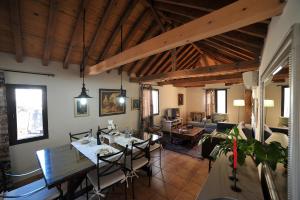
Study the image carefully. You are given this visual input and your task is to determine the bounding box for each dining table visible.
[35,131,161,200]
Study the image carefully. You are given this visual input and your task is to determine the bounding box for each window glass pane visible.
[15,88,44,140]
[152,90,159,114]
[284,87,290,117]
[217,90,226,113]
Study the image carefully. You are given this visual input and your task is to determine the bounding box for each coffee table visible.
[170,126,205,145]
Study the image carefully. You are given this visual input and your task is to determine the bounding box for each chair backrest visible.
[69,129,92,142]
[130,137,151,169]
[96,146,127,191]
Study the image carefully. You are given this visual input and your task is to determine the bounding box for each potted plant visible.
[199,126,288,170]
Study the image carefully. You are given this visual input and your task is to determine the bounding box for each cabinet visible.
[161,118,182,132]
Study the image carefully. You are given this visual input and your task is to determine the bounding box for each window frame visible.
[6,84,49,145]
[215,89,227,114]
[281,85,290,117]
[151,89,159,116]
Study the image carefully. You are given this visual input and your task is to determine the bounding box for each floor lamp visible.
[264,99,274,124]
[233,99,245,123]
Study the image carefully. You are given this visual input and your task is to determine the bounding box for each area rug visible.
[161,133,203,159]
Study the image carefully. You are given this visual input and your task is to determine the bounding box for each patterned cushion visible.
[212,113,228,123]
[190,112,205,122]
[278,116,288,127]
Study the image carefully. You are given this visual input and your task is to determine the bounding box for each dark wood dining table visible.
[36,132,162,200]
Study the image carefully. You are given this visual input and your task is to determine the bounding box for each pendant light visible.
[75,8,92,105]
[117,25,128,104]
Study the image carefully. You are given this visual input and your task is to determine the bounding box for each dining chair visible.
[69,129,93,143]
[69,129,92,199]
[148,126,164,168]
[0,163,61,200]
[87,146,128,200]
[126,138,151,199]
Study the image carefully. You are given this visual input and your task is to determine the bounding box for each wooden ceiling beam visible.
[221,32,263,48]
[173,77,243,87]
[9,0,23,62]
[63,0,91,69]
[130,60,259,83]
[159,73,242,85]
[42,0,58,66]
[97,0,139,62]
[84,0,115,66]
[87,0,284,75]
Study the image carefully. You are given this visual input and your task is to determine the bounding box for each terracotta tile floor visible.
[77,149,209,200]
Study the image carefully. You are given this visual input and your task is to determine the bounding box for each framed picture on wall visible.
[74,99,89,117]
[131,98,140,110]
[178,93,184,106]
[99,89,126,116]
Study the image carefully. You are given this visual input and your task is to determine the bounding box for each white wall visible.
[153,85,187,124]
[184,84,246,123]
[0,53,139,174]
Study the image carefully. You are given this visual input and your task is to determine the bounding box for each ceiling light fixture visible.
[117,25,128,104]
[75,8,92,105]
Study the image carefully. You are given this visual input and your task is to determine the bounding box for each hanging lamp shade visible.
[75,83,92,99]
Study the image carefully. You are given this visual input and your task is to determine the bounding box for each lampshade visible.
[233,99,245,107]
[264,99,274,107]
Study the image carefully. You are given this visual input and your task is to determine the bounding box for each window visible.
[152,89,159,115]
[281,86,290,117]
[215,89,227,113]
[6,84,48,145]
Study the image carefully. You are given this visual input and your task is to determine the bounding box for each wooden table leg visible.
[65,174,86,200]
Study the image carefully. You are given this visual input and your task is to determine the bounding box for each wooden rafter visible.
[176,48,197,70]
[9,0,23,62]
[87,0,284,75]
[159,73,242,85]
[130,60,259,83]
[83,0,115,66]
[97,0,138,62]
[212,36,258,55]
[156,2,267,39]
[199,41,244,61]
[141,53,165,76]
[146,51,171,75]
[178,53,199,70]
[155,0,236,12]
[173,77,243,87]
[120,9,150,51]
[127,23,161,75]
[205,38,256,60]
[42,0,58,66]
[63,0,90,69]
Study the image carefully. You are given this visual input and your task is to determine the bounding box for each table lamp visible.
[233,99,245,123]
[264,99,274,124]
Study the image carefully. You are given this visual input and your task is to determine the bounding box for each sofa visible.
[187,112,206,127]
[188,113,229,133]
[201,122,255,158]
